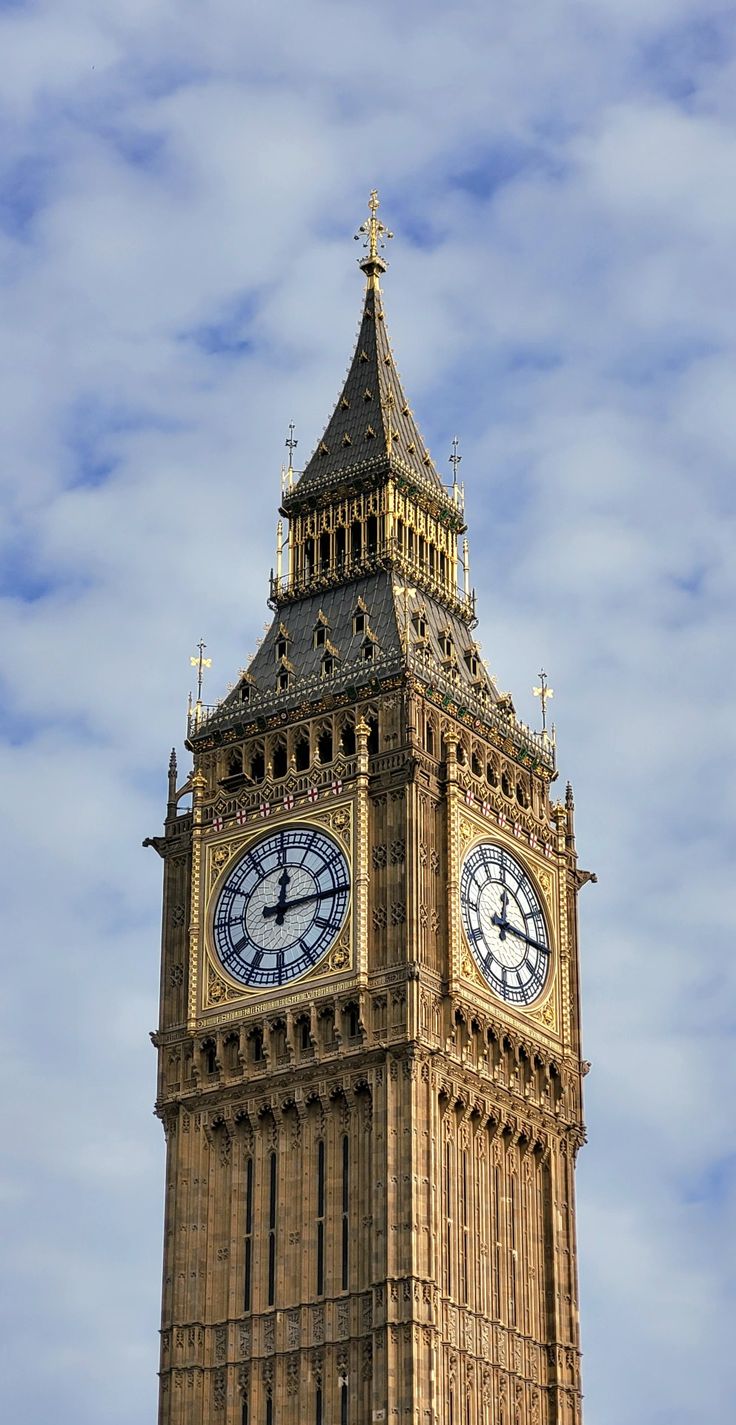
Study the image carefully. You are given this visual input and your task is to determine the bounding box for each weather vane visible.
[190,638,212,703]
[354,189,393,265]
[449,435,462,485]
[533,669,554,733]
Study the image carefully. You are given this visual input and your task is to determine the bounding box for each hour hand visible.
[491,887,509,939]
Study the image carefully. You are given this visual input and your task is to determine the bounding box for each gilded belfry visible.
[149,193,589,1425]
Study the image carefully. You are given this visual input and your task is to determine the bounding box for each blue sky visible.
[1,2,735,1421]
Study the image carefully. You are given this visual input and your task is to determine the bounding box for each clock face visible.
[459,842,550,1006]
[211,825,350,989]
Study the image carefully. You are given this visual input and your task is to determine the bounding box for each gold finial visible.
[533,669,554,734]
[354,189,393,282]
[189,641,212,729]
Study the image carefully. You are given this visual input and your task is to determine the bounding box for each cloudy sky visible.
[1,1,734,1421]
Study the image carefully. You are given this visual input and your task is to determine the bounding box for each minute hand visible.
[263,885,349,919]
[490,915,548,955]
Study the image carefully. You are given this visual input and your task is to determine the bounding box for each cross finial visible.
[190,638,212,702]
[449,435,462,484]
[355,190,393,282]
[533,669,554,734]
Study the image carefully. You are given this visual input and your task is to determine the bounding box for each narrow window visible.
[362,640,374,662]
[304,537,315,578]
[509,1173,516,1326]
[460,1149,469,1305]
[299,1018,311,1051]
[316,1139,325,1296]
[267,1150,277,1306]
[266,1397,273,1425]
[493,1165,501,1319]
[336,527,346,568]
[295,734,310,772]
[243,1157,253,1310]
[250,747,265,782]
[341,1133,349,1291]
[319,531,330,571]
[276,636,287,660]
[449,1390,454,1425]
[321,656,334,678]
[426,720,434,756]
[277,671,290,692]
[242,1400,248,1425]
[353,609,366,635]
[366,514,378,555]
[428,542,435,575]
[340,1380,348,1425]
[315,1385,323,1425]
[367,717,379,755]
[317,727,333,763]
[444,1140,452,1295]
[340,721,356,755]
[351,520,362,562]
[314,622,327,648]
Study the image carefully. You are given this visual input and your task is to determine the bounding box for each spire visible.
[291,191,444,498]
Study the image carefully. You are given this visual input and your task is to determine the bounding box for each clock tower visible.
[149,194,589,1425]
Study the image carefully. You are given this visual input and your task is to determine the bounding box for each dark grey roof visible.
[293,279,444,497]
[199,571,500,739]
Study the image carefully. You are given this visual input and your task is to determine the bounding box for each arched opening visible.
[249,745,265,782]
[319,530,330,572]
[351,520,362,562]
[366,514,378,556]
[304,537,315,579]
[335,526,346,568]
[317,725,333,764]
[272,740,287,780]
[295,731,310,771]
[340,720,356,756]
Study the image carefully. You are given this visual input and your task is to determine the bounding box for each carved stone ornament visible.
[208,966,241,1005]
[329,939,350,971]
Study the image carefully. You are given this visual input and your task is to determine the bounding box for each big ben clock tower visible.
[149,194,590,1425]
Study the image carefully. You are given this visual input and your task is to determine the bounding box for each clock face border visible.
[199,804,354,1010]
[458,834,556,1014]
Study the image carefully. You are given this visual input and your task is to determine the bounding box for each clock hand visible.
[496,887,508,939]
[490,914,548,955]
[269,867,291,926]
[262,884,350,921]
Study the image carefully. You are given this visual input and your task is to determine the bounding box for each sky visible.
[0,1,734,1421]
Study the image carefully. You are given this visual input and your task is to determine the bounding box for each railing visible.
[278,452,465,519]
[269,538,476,624]
[407,647,555,772]
[189,643,554,771]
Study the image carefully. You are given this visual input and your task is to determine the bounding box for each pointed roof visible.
[289,193,444,500]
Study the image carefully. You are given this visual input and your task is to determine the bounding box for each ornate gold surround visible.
[454,810,563,1035]
[191,799,355,1021]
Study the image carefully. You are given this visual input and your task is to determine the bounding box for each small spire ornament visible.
[355,190,393,282]
[533,669,554,734]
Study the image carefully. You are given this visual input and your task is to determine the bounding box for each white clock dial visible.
[211,826,350,989]
[460,842,550,1006]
